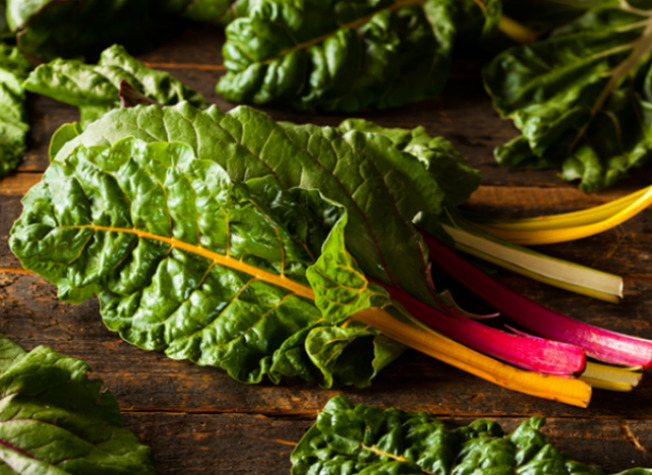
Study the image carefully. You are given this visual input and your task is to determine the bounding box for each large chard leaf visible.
[0,43,30,177]
[22,101,480,383]
[216,0,497,112]
[24,44,208,126]
[6,0,236,60]
[50,102,455,307]
[484,0,652,191]
[0,335,157,474]
[291,395,652,475]
[11,137,401,386]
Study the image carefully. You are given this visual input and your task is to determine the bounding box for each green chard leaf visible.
[5,0,236,61]
[291,395,652,475]
[0,43,30,177]
[10,137,402,387]
[0,334,157,475]
[216,0,497,112]
[50,103,459,307]
[484,0,652,191]
[23,44,208,126]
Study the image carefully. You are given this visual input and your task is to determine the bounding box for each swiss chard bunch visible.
[485,0,652,191]
[0,334,157,474]
[10,100,652,406]
[292,395,652,475]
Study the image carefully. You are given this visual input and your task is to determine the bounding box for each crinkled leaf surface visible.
[11,137,400,386]
[484,0,652,191]
[338,118,481,206]
[216,0,494,111]
[0,43,30,177]
[0,335,157,475]
[52,102,451,307]
[5,0,233,60]
[24,44,208,126]
[291,395,652,475]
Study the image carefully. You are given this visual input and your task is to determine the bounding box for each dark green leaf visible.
[11,137,399,387]
[23,44,208,126]
[292,396,652,475]
[338,118,481,206]
[5,0,235,60]
[0,0,10,38]
[484,0,652,191]
[0,43,30,177]
[181,0,239,23]
[0,334,157,475]
[51,103,451,306]
[216,0,493,112]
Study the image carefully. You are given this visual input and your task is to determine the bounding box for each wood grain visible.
[0,24,650,475]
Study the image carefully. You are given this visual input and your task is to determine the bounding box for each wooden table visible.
[1,26,651,474]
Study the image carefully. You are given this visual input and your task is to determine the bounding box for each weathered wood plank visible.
[2,273,650,420]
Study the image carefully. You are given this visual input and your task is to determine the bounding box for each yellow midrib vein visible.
[263,0,427,64]
[66,224,316,301]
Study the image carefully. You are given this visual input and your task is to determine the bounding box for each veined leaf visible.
[485,0,652,191]
[291,395,652,475]
[52,102,448,307]
[0,335,157,475]
[0,43,30,177]
[338,118,482,206]
[6,0,236,60]
[24,45,208,126]
[216,0,496,111]
[10,137,400,387]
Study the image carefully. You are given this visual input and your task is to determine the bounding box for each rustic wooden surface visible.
[1,25,651,474]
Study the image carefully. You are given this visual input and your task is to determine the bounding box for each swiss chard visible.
[0,334,157,474]
[13,105,600,404]
[5,0,236,60]
[484,0,652,191]
[291,395,652,475]
[216,0,499,111]
[10,138,401,387]
[23,44,208,126]
[0,43,30,177]
[45,103,652,374]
